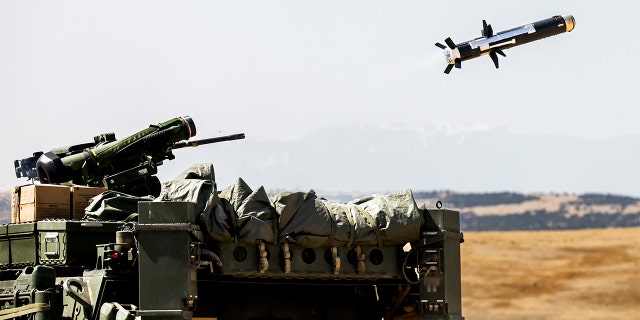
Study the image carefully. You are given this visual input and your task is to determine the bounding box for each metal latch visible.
[44,232,60,258]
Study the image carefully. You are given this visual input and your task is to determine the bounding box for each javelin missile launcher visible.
[14,116,244,196]
[3,117,464,320]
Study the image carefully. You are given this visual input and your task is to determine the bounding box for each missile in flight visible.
[436,14,575,74]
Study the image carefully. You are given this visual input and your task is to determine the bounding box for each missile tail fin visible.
[445,37,456,49]
[444,64,454,74]
[455,59,462,69]
[489,52,499,68]
[435,42,447,49]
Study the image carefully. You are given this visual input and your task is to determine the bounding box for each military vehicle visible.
[2,116,464,320]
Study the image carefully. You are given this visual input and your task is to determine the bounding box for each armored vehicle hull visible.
[0,201,463,320]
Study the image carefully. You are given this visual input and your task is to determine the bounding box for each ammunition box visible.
[137,201,199,224]
[70,186,107,220]
[0,224,8,268]
[1,221,123,268]
[17,185,71,222]
[37,220,123,266]
[6,223,38,267]
[137,201,200,312]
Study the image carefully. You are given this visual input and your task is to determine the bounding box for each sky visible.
[1,1,639,196]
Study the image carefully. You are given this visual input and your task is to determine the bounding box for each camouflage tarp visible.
[155,163,218,215]
[160,164,425,247]
[84,191,154,221]
[271,188,423,247]
[82,163,214,222]
[216,178,277,244]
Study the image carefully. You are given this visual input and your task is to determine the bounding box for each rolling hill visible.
[412,191,640,231]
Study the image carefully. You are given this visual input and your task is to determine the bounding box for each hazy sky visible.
[1,1,638,196]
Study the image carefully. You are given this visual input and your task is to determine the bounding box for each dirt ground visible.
[460,228,640,320]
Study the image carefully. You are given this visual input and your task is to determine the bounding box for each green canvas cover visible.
[216,178,277,244]
[152,164,275,245]
[155,163,218,213]
[350,190,423,245]
[204,176,424,247]
[170,163,216,181]
[154,163,221,238]
[270,189,423,247]
[84,191,154,221]
[126,163,426,247]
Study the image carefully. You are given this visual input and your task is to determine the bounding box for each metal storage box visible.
[427,209,461,232]
[0,224,9,268]
[6,223,38,268]
[1,221,123,268]
[37,220,123,266]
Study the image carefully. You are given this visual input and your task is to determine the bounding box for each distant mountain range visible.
[1,189,638,231]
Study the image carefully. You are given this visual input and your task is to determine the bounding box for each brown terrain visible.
[461,228,640,320]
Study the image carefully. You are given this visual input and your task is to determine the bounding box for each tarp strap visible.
[355,205,383,248]
[318,200,336,247]
[355,245,366,274]
[282,241,291,273]
[258,241,268,273]
[341,205,355,247]
[331,246,340,275]
[0,303,50,320]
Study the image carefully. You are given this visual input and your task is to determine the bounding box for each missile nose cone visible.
[561,14,575,32]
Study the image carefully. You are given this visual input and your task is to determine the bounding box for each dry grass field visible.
[460,228,640,319]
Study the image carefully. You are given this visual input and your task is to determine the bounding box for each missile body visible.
[436,14,575,74]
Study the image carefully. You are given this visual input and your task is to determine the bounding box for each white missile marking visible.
[491,39,516,49]
[469,24,536,50]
